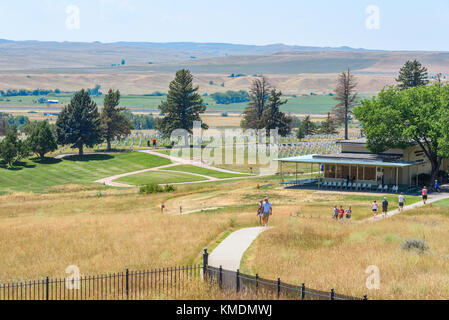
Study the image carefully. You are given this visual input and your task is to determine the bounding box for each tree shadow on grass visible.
[64,154,114,162]
[0,160,36,171]
[31,157,63,165]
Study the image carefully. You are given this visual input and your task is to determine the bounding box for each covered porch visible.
[276,154,422,194]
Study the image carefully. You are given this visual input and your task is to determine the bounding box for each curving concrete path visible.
[362,192,449,223]
[208,227,269,271]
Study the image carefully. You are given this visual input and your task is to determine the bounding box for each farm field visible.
[0,93,368,114]
[0,152,171,193]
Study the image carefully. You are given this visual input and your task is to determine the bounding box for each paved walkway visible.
[362,192,449,223]
[208,227,269,271]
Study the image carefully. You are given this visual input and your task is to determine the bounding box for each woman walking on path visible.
[333,205,339,221]
[257,200,264,225]
[346,206,352,220]
[372,200,378,217]
[422,186,428,205]
[382,197,389,217]
[338,206,345,220]
[398,193,405,212]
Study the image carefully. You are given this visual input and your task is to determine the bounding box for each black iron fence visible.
[0,266,203,300]
[0,248,366,300]
[202,249,366,301]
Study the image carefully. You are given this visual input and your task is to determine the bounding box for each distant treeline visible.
[0,89,61,97]
[210,90,249,105]
[122,110,157,130]
[0,112,30,133]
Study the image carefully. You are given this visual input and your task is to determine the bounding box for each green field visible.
[115,170,208,186]
[163,165,246,179]
[0,94,365,114]
[0,152,171,193]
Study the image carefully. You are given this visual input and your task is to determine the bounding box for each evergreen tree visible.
[56,89,102,156]
[156,69,208,137]
[319,112,338,135]
[296,115,317,140]
[241,77,271,129]
[28,121,58,160]
[260,89,292,137]
[100,89,131,151]
[332,69,358,140]
[396,60,429,90]
[0,128,30,167]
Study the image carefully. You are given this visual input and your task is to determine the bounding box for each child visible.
[346,206,352,220]
[338,206,345,220]
[372,200,378,217]
[422,186,428,205]
[333,205,339,220]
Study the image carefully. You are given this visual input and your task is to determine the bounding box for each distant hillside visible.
[0,40,373,71]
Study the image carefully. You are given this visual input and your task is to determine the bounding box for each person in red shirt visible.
[422,186,428,205]
[152,138,157,148]
[338,206,345,220]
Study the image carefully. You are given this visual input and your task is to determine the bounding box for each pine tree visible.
[156,69,208,137]
[396,60,429,90]
[56,89,102,156]
[332,69,358,140]
[28,121,58,160]
[319,112,338,135]
[100,89,131,151]
[241,77,271,129]
[260,89,292,137]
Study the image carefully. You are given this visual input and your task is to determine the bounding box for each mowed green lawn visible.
[0,152,171,193]
[115,170,208,186]
[163,165,246,179]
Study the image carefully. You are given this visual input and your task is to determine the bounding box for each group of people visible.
[257,198,272,227]
[332,205,352,221]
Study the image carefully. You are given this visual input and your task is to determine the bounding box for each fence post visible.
[219,266,223,289]
[125,269,129,300]
[236,269,240,293]
[255,274,259,295]
[203,248,208,281]
[46,277,49,301]
[330,288,335,300]
[277,278,281,300]
[301,283,305,300]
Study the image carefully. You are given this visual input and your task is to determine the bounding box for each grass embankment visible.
[0,152,171,193]
[116,170,208,186]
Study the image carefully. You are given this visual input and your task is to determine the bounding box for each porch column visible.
[296,163,298,185]
[363,166,365,181]
[356,165,359,190]
[335,164,337,179]
[416,165,419,187]
[396,167,399,187]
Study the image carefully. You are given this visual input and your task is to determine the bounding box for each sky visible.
[0,0,448,51]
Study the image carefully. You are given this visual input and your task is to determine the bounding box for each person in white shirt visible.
[398,193,405,212]
[372,200,378,217]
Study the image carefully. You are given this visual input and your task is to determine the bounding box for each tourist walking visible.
[382,197,389,217]
[333,205,339,220]
[346,206,352,220]
[338,206,345,220]
[257,200,264,225]
[435,180,440,193]
[398,193,405,212]
[152,138,157,148]
[372,200,378,217]
[262,197,272,227]
[422,186,428,205]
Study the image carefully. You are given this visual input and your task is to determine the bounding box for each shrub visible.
[221,112,228,117]
[400,239,430,254]
[139,184,176,195]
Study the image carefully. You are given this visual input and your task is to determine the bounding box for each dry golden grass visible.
[241,204,449,300]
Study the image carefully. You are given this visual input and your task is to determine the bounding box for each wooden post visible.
[396,167,399,188]
[356,165,359,191]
